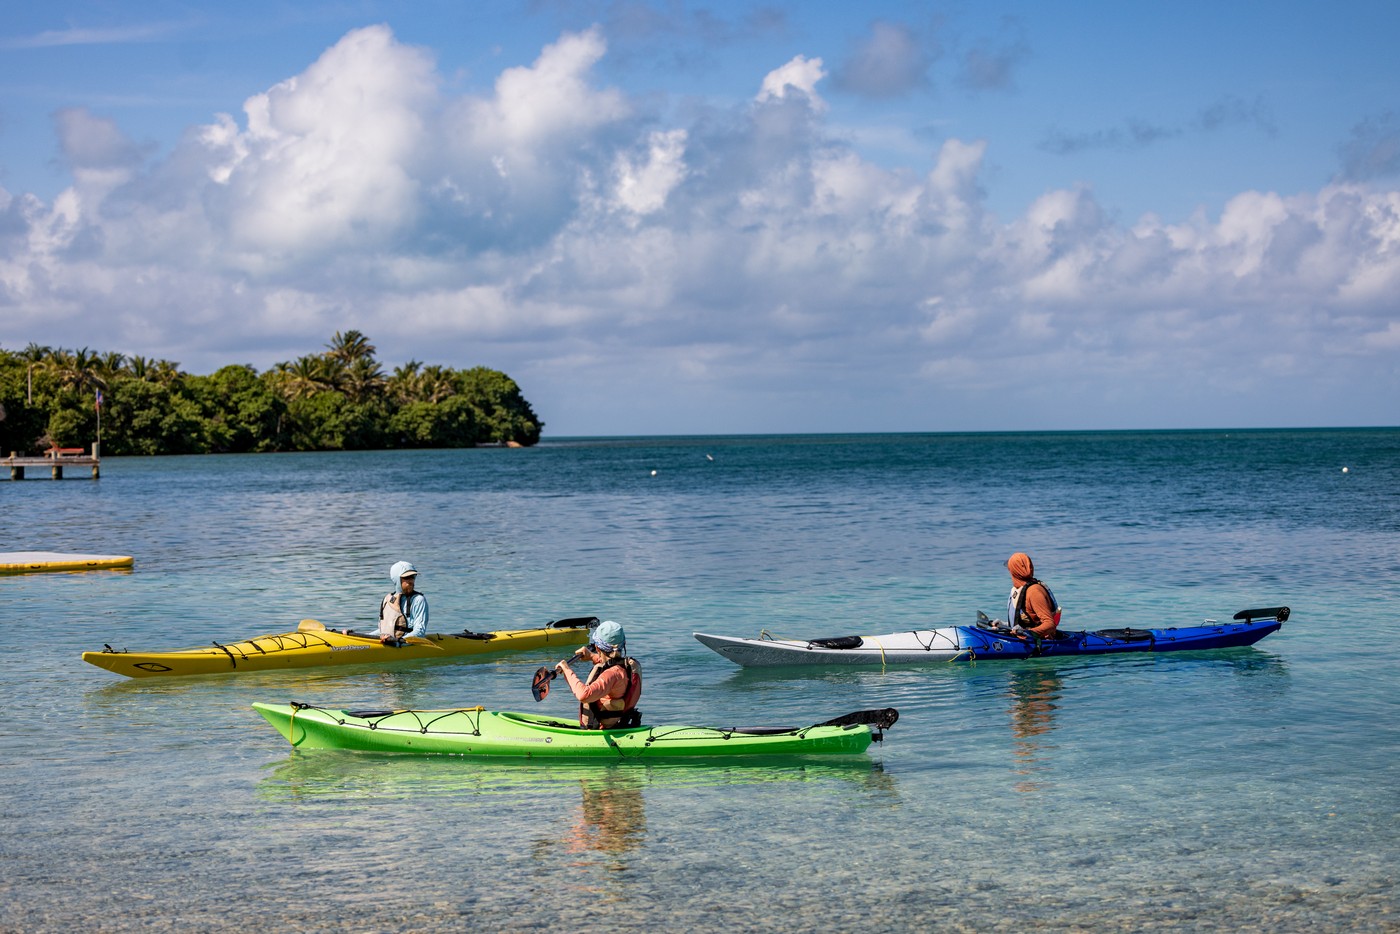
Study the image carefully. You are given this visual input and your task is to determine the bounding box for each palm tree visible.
[49,347,109,394]
[266,361,296,402]
[388,360,422,404]
[282,356,327,401]
[325,330,376,366]
[419,365,456,404]
[20,343,50,403]
[150,359,183,386]
[95,352,125,391]
[126,356,153,381]
[343,357,386,404]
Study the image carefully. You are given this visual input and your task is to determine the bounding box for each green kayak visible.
[252,702,898,759]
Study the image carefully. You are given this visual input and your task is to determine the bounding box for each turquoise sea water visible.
[2,430,1398,931]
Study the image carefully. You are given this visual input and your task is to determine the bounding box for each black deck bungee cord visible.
[211,641,237,668]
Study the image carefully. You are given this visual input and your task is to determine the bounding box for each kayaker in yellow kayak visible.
[378,561,429,645]
[554,621,643,729]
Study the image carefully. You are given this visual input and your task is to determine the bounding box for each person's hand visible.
[554,659,569,674]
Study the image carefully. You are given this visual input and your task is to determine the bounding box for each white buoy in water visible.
[1342,466,1349,473]
[650,470,657,476]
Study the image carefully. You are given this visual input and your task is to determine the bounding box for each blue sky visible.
[2,1,1397,434]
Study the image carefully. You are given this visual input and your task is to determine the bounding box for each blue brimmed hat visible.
[590,620,625,652]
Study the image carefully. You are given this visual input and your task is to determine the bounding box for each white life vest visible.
[379,592,408,639]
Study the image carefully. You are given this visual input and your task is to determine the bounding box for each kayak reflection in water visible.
[554,620,644,729]
[1007,668,1063,793]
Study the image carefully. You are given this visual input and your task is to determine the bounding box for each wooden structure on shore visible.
[5,445,101,480]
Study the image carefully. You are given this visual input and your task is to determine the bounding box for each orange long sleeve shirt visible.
[1013,582,1059,636]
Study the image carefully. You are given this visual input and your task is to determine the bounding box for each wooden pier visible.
[4,446,101,480]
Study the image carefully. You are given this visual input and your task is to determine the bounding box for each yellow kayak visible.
[82,617,595,678]
[0,551,134,574]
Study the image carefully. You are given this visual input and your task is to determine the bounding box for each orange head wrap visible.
[1006,552,1034,582]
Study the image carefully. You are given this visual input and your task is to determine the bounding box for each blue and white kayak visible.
[694,606,1289,667]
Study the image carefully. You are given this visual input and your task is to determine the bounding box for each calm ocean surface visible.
[2,430,1398,931]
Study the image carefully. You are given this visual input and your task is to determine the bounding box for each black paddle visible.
[533,645,595,701]
[1233,606,1290,623]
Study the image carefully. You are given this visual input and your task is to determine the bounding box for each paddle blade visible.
[815,708,899,731]
[1232,606,1290,623]
[298,619,327,632]
[531,666,556,702]
[401,636,443,650]
[546,616,600,630]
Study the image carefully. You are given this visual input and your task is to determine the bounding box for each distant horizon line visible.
[539,425,1398,441]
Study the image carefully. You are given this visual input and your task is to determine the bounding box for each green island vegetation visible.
[0,330,543,456]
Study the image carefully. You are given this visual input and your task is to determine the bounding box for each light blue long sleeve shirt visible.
[400,590,429,638]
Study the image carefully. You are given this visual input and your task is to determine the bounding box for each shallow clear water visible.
[2,430,1398,930]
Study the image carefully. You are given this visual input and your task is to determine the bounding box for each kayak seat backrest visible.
[809,636,864,650]
[1092,628,1155,642]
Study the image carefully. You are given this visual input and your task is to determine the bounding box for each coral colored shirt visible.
[561,663,629,707]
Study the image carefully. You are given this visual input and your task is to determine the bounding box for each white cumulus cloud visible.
[1,24,1397,433]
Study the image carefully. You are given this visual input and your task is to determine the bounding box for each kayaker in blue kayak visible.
[554,620,643,728]
[377,561,429,645]
[1006,552,1061,640]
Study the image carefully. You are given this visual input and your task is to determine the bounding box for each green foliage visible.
[285,392,389,450]
[388,397,478,447]
[0,358,50,455]
[455,366,544,445]
[186,366,287,453]
[103,380,206,456]
[46,405,94,449]
[0,336,545,456]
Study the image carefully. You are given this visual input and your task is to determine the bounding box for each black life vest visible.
[1010,578,1061,629]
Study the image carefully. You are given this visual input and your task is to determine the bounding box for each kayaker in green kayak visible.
[554,621,643,729]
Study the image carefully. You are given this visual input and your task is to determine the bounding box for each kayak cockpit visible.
[496,711,651,735]
[807,636,864,650]
[1090,628,1155,642]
